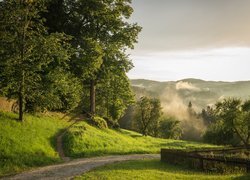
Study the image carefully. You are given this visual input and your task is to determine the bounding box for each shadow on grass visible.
[0,111,19,121]
[0,151,61,178]
[96,160,193,172]
[233,174,250,179]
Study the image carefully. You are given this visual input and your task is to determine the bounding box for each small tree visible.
[205,98,250,148]
[135,96,162,136]
[159,117,182,139]
[148,98,162,137]
[200,106,216,125]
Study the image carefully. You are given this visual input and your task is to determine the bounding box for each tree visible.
[187,101,196,117]
[135,96,162,136]
[204,98,250,148]
[148,98,162,137]
[44,0,141,115]
[200,106,215,125]
[96,71,134,121]
[159,117,182,139]
[0,0,72,121]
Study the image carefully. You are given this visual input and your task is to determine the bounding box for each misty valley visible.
[119,78,250,145]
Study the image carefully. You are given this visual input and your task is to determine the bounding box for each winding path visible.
[3,154,160,180]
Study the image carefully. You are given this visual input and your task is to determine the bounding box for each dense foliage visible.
[133,96,182,139]
[203,98,250,148]
[159,116,182,139]
[44,0,141,118]
[0,0,140,122]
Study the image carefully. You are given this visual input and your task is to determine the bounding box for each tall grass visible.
[0,111,70,177]
[63,121,217,158]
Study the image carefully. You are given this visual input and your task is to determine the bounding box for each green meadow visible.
[77,159,250,180]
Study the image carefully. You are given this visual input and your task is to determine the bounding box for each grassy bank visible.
[0,111,70,177]
[76,159,250,180]
[63,121,217,158]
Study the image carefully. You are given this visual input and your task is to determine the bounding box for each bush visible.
[89,116,108,129]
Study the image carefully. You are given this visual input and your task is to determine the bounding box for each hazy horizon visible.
[127,0,250,81]
[129,77,250,83]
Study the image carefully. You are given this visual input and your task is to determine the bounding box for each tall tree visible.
[44,0,141,115]
[0,0,72,121]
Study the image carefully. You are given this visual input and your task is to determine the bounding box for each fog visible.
[161,84,206,140]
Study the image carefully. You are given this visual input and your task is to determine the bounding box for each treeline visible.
[122,95,249,149]
[0,0,141,122]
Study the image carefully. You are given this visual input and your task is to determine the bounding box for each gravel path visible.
[2,154,160,180]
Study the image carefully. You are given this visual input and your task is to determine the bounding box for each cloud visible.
[131,0,250,52]
[176,81,200,91]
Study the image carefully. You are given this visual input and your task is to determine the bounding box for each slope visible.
[63,121,217,158]
[0,111,70,177]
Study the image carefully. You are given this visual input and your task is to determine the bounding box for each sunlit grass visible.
[63,121,217,158]
[76,159,250,180]
[0,111,70,177]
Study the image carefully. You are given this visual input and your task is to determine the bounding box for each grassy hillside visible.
[63,121,217,158]
[0,111,70,177]
[0,111,219,178]
[78,159,249,180]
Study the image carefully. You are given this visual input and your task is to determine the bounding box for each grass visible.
[63,121,218,158]
[76,159,250,180]
[0,111,70,177]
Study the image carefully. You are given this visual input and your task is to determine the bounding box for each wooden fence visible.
[161,148,250,173]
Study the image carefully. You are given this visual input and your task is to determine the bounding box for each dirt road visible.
[3,154,159,180]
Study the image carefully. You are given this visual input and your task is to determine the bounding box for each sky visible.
[127,0,250,81]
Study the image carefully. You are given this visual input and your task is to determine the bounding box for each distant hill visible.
[131,78,250,111]
[128,78,250,140]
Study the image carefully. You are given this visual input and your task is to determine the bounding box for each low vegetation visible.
[63,121,217,158]
[0,111,70,177]
[76,159,250,179]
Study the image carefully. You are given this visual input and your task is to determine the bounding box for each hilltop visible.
[131,78,250,111]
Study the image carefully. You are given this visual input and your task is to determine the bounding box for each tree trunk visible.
[233,127,249,149]
[18,71,24,122]
[90,79,96,115]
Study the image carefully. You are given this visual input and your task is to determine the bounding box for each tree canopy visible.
[0,0,141,122]
[203,98,250,148]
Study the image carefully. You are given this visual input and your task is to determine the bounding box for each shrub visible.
[89,116,108,129]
